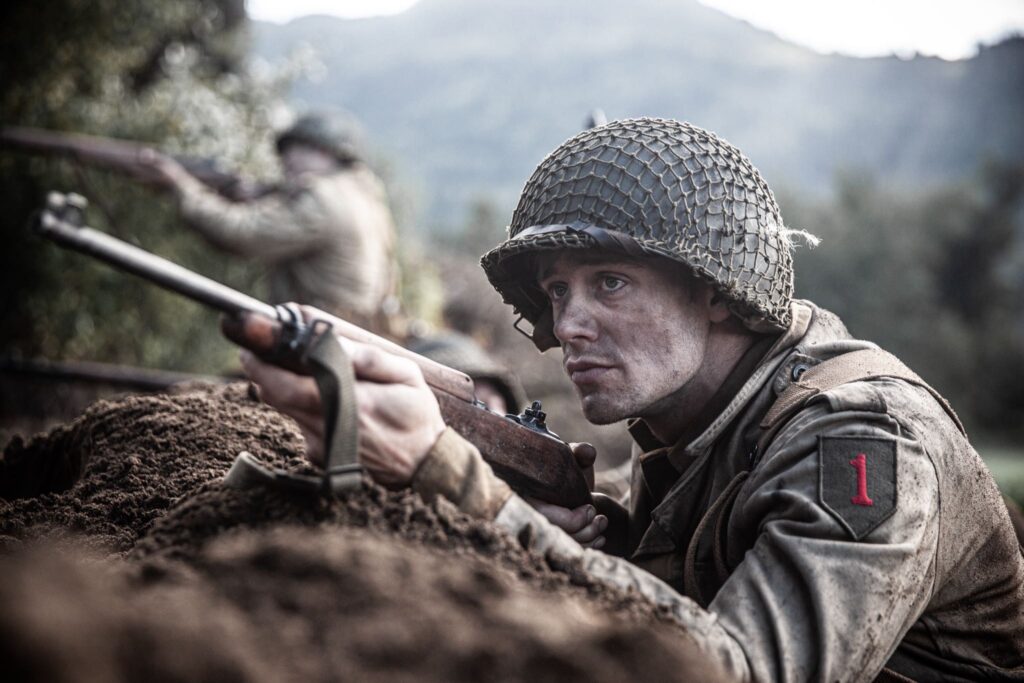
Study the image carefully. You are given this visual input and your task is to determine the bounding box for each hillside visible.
[252,0,1024,228]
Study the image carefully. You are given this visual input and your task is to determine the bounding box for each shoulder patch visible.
[818,435,897,540]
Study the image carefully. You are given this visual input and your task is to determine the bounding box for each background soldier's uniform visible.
[172,161,395,330]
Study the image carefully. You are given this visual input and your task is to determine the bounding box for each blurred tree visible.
[0,1,312,374]
[0,1,247,127]
[788,162,1024,441]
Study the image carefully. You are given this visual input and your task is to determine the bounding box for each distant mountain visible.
[252,0,1024,229]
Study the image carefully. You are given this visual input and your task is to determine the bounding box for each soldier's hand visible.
[239,355,326,457]
[138,148,193,189]
[526,497,608,550]
[572,441,598,490]
[240,337,446,487]
[341,340,447,487]
[525,442,606,549]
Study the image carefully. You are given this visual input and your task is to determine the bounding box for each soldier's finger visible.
[569,442,598,469]
[240,350,322,414]
[571,514,608,544]
[527,498,595,534]
[349,343,423,386]
[298,425,324,466]
[287,406,325,439]
[298,304,342,328]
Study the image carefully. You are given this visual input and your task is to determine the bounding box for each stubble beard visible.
[577,383,647,425]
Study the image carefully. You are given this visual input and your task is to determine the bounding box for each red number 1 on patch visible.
[849,453,874,507]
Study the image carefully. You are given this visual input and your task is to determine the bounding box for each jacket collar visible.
[628,300,834,558]
[628,300,817,460]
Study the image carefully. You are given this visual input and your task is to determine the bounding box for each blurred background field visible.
[1,0,1022,492]
[981,444,1024,505]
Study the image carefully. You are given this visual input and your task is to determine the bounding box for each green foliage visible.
[0,1,314,374]
[787,162,1024,439]
[1,1,247,127]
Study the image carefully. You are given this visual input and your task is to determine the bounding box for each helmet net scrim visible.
[481,118,813,350]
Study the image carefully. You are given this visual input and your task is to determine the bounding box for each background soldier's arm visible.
[172,171,329,260]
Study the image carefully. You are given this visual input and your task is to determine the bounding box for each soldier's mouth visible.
[565,360,614,385]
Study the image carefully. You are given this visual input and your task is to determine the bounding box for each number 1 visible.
[849,453,874,507]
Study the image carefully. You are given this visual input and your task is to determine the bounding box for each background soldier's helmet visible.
[481,117,799,350]
[276,111,365,164]
[408,332,525,414]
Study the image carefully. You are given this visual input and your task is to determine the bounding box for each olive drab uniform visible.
[619,300,1024,681]
[407,119,1024,681]
[409,300,1024,682]
[173,166,396,330]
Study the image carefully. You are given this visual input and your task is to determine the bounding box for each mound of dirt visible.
[0,383,305,552]
[0,384,730,682]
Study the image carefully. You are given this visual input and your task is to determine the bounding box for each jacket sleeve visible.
[173,173,331,260]
[410,427,752,681]
[495,395,940,682]
[708,386,941,683]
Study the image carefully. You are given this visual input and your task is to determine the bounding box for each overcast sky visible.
[246,0,1024,60]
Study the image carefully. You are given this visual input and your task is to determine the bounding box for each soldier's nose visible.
[553,299,598,343]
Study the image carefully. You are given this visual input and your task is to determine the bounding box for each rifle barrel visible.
[31,192,590,507]
[35,208,276,319]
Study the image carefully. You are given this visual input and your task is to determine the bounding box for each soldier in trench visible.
[239,118,1024,682]
[145,111,398,333]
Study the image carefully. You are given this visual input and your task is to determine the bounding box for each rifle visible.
[2,125,273,202]
[33,191,591,508]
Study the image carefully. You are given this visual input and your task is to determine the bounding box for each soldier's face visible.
[537,252,714,425]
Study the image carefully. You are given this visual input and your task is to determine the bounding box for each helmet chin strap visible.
[513,307,559,352]
[507,223,649,352]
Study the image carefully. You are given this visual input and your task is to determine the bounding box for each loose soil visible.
[0,384,729,682]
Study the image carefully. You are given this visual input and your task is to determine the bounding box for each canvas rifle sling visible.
[224,328,363,497]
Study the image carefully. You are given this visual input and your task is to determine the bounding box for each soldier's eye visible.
[602,276,625,291]
[547,283,568,300]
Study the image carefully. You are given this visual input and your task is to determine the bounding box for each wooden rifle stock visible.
[219,311,591,508]
[35,191,592,509]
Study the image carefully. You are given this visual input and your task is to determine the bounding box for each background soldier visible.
[144,112,397,332]
[239,118,1024,681]
[407,332,525,415]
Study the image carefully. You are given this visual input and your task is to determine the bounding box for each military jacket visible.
[414,300,1024,682]
[614,300,1024,681]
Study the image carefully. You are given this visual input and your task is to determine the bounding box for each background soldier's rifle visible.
[1,126,274,201]
[33,191,592,509]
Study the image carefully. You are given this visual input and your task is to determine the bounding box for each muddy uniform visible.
[410,300,1024,682]
[173,167,395,327]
